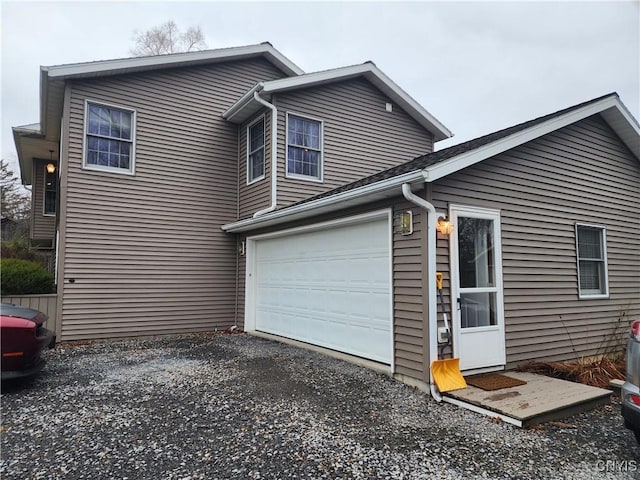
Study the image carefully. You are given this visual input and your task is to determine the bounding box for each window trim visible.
[82,100,136,175]
[43,163,57,217]
[285,112,324,183]
[246,114,266,185]
[575,223,609,299]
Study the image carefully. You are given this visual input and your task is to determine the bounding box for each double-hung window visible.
[44,166,57,215]
[575,224,609,298]
[247,117,265,183]
[286,114,322,181]
[84,102,135,174]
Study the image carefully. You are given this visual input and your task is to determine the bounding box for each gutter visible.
[401,183,441,402]
[222,170,425,232]
[252,91,278,217]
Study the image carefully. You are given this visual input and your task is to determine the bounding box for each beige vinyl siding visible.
[238,109,272,218]
[59,59,286,340]
[273,78,434,207]
[431,114,640,366]
[31,160,56,241]
[392,199,428,381]
[1,294,58,334]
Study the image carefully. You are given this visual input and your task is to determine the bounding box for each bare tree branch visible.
[130,21,207,57]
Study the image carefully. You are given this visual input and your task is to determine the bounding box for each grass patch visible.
[516,357,625,389]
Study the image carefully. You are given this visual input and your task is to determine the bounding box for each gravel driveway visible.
[1,333,637,480]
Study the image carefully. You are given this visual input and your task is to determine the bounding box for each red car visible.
[1,303,55,381]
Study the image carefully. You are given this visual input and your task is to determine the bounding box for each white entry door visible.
[450,206,506,371]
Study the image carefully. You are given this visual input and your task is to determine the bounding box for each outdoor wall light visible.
[437,217,454,235]
[394,211,413,235]
[46,149,56,174]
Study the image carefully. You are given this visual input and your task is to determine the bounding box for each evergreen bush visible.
[1,258,55,295]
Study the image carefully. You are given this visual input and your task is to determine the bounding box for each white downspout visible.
[253,91,278,217]
[401,183,442,402]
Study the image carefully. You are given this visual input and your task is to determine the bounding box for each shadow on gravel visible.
[0,377,40,395]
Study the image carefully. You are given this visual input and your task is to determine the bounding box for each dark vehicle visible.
[1,303,55,381]
[622,319,640,445]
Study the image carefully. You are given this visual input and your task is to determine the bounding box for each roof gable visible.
[223,92,640,233]
[223,63,453,142]
[15,43,304,184]
[39,43,303,139]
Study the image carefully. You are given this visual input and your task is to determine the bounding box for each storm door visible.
[450,206,506,371]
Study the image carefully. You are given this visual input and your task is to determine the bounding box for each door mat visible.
[464,373,527,391]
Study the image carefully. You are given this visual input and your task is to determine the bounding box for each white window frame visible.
[83,100,136,175]
[43,164,57,217]
[246,115,266,185]
[285,112,323,183]
[575,223,609,299]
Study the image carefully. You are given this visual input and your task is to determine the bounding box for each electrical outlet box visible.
[438,327,449,343]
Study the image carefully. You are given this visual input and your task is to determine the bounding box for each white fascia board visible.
[222,170,424,232]
[424,96,635,182]
[222,83,264,121]
[256,63,453,141]
[13,123,42,134]
[44,43,303,79]
[260,63,372,92]
[38,43,302,139]
[12,124,47,186]
[363,65,453,141]
[599,100,640,159]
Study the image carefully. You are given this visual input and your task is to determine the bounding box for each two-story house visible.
[13,43,640,395]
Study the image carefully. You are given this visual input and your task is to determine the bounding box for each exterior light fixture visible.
[46,149,56,174]
[394,211,413,235]
[437,217,454,235]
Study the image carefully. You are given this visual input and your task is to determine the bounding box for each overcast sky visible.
[1,1,639,180]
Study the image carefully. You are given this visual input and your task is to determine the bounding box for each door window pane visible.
[460,292,497,328]
[458,217,495,288]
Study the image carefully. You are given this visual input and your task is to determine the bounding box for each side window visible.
[247,117,265,184]
[286,113,322,181]
[44,164,57,215]
[575,224,609,298]
[84,102,135,174]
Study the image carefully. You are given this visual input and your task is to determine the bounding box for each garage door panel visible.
[253,216,392,364]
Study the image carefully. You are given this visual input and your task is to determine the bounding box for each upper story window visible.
[247,117,265,184]
[575,224,609,298]
[286,113,322,181]
[44,165,57,216]
[84,101,135,174]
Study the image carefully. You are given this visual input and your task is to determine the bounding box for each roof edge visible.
[12,125,42,185]
[222,170,424,232]
[424,94,638,182]
[223,62,453,141]
[43,43,304,79]
[38,43,304,138]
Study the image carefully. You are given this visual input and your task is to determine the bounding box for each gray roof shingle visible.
[291,92,618,207]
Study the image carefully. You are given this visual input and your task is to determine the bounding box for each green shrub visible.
[1,258,54,295]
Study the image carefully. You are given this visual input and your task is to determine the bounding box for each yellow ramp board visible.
[431,358,467,392]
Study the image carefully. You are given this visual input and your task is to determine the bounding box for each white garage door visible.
[250,213,392,364]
